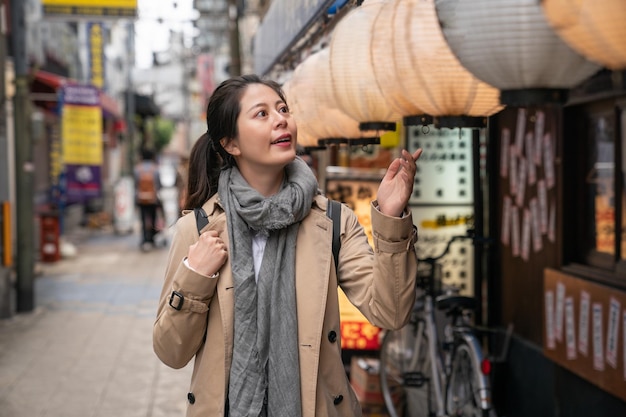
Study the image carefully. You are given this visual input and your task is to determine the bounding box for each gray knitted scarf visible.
[218,157,319,417]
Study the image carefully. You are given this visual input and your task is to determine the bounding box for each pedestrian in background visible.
[153,74,423,417]
[134,148,162,250]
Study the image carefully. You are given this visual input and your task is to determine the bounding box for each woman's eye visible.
[256,110,267,117]
[279,106,289,113]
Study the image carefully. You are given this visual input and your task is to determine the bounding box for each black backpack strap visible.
[194,207,209,234]
[193,207,211,343]
[327,199,341,270]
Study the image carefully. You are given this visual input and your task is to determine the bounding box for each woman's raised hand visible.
[187,230,228,277]
[376,148,423,217]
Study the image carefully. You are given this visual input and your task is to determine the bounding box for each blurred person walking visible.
[134,148,162,250]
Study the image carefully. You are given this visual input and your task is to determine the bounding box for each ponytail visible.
[184,133,223,210]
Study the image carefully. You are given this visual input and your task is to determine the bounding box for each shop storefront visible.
[254,0,626,415]
[30,70,124,243]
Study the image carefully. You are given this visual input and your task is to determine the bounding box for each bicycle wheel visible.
[379,319,434,417]
[446,340,491,417]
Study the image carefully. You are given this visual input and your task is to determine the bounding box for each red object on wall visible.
[40,213,60,263]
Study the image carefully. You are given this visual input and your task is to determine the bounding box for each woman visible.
[153,74,422,417]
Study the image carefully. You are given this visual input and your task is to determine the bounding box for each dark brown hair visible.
[184,74,287,210]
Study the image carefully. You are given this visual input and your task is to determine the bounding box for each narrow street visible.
[0,189,192,417]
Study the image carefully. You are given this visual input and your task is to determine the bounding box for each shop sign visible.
[87,22,105,89]
[544,269,626,403]
[61,84,103,203]
[42,0,137,19]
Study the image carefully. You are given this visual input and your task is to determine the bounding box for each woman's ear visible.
[220,137,241,156]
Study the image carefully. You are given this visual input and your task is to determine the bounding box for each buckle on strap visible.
[169,291,184,311]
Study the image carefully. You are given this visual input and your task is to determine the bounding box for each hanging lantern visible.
[282,79,318,149]
[542,0,626,70]
[289,50,362,144]
[329,0,401,132]
[289,49,381,146]
[435,0,601,106]
[371,0,503,125]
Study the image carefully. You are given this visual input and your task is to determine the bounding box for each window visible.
[587,111,616,257]
[569,99,626,285]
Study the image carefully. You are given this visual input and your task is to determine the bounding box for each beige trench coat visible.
[153,194,418,417]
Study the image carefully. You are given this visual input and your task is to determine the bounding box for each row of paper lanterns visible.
[285,0,625,148]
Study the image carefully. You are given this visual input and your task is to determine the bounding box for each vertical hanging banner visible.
[61,84,103,203]
[41,0,137,18]
[87,22,105,89]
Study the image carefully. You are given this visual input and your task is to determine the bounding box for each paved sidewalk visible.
[0,226,192,417]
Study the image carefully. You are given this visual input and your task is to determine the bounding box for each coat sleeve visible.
[153,213,219,369]
[337,201,418,330]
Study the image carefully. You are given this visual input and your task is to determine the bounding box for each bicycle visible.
[379,230,512,417]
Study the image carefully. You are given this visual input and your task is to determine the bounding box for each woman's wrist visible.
[184,258,220,279]
[373,200,405,218]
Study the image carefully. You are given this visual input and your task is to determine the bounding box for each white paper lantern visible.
[435,0,602,105]
[282,79,317,148]
[329,0,401,127]
[288,49,362,143]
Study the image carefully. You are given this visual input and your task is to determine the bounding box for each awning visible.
[30,70,122,119]
[127,91,160,117]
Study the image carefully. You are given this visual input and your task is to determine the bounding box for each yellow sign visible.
[42,0,136,5]
[380,123,401,148]
[62,105,103,165]
[42,0,137,17]
[420,213,474,229]
[89,23,104,88]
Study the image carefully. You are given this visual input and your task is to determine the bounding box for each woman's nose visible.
[274,112,288,127]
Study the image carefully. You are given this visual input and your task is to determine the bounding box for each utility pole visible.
[228,0,241,76]
[0,1,11,318]
[11,0,34,312]
[125,21,135,175]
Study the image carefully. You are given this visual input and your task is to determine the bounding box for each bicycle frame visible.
[422,293,447,416]
[380,231,495,417]
[454,329,492,411]
[417,292,492,416]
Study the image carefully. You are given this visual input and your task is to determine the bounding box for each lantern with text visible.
[435,0,601,106]
[542,0,626,70]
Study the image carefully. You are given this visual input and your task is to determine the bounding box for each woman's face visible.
[222,83,297,176]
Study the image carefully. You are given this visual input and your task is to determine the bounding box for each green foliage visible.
[152,117,175,152]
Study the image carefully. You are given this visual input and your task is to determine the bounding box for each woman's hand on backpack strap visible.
[377,148,423,217]
[187,230,228,278]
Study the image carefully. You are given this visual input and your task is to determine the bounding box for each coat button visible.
[187,392,196,404]
[328,330,337,343]
[333,394,344,405]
